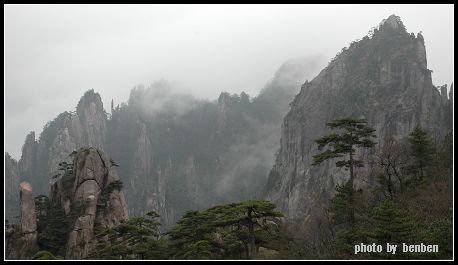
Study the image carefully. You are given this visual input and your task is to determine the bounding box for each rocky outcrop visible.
[48,147,128,259]
[265,15,451,235]
[6,182,39,260]
[19,182,37,235]
[439,84,448,103]
[6,148,128,260]
[19,182,38,249]
[5,153,20,223]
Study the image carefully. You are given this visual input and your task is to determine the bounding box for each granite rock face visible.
[6,182,39,260]
[18,132,37,183]
[264,15,452,235]
[19,181,38,259]
[16,90,108,195]
[48,147,128,259]
[76,90,107,150]
[19,182,38,238]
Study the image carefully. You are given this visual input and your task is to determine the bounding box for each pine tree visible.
[408,126,434,181]
[368,200,414,259]
[38,203,68,256]
[329,181,354,226]
[89,211,164,260]
[328,180,368,258]
[313,117,376,225]
[167,200,283,259]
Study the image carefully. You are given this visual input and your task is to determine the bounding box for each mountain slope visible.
[264,15,452,234]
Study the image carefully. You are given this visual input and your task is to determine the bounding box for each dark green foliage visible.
[329,181,355,226]
[414,217,453,259]
[35,195,50,234]
[328,181,368,258]
[313,117,376,227]
[182,240,217,259]
[89,210,166,260]
[313,117,377,169]
[326,129,453,260]
[366,200,415,259]
[314,124,453,260]
[98,180,123,208]
[37,203,68,256]
[372,200,414,242]
[167,200,283,259]
[407,126,435,181]
[334,226,361,258]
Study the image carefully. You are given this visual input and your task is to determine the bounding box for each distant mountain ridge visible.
[5,56,321,227]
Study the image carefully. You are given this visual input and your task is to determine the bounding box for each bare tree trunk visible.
[392,164,404,193]
[385,166,394,200]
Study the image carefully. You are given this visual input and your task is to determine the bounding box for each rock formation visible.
[17,132,37,183]
[16,90,108,195]
[439,84,448,103]
[6,148,128,260]
[48,147,128,259]
[19,182,38,251]
[264,15,452,236]
[5,181,39,260]
[5,153,20,223]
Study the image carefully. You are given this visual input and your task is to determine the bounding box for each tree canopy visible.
[167,200,283,259]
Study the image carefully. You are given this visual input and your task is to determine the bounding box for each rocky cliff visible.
[16,90,108,195]
[49,147,128,259]
[264,15,452,235]
[5,153,20,223]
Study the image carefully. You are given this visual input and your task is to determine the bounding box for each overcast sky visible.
[4,4,454,159]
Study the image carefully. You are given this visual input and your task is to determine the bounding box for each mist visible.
[4,4,454,159]
[127,79,201,118]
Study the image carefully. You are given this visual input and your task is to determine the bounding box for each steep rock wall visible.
[265,15,452,234]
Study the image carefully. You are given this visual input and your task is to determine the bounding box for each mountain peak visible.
[378,14,406,32]
[76,89,105,115]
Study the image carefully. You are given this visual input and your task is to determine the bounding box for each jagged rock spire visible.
[19,181,38,257]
